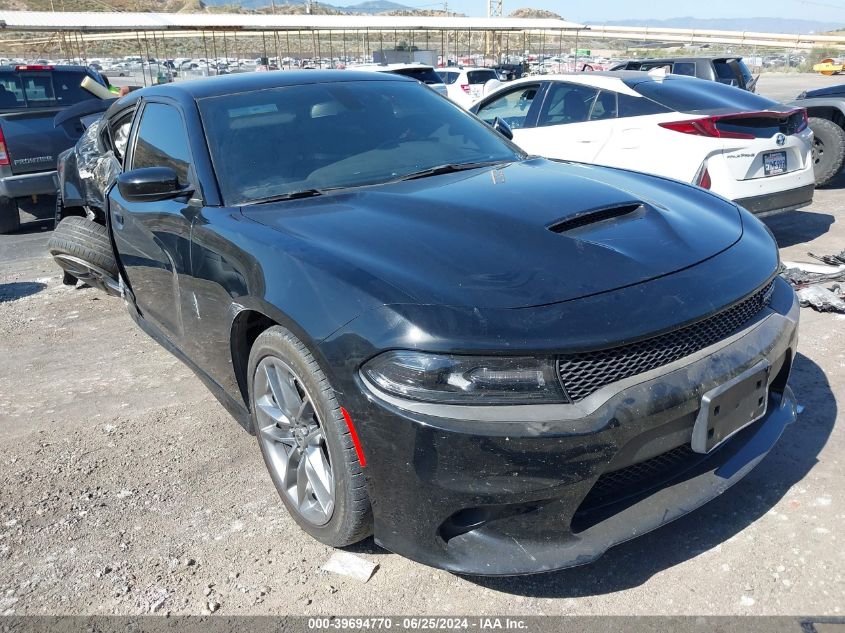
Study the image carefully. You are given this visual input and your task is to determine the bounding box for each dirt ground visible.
[0,73,842,617]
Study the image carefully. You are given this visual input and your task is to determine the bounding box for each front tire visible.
[247,325,372,547]
[809,116,845,187]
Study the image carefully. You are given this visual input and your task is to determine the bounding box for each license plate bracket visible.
[691,360,771,454]
[763,150,787,176]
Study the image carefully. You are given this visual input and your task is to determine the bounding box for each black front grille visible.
[558,280,775,402]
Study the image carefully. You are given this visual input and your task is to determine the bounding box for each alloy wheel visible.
[254,356,335,526]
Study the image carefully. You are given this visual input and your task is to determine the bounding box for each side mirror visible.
[117,167,193,203]
[491,117,514,141]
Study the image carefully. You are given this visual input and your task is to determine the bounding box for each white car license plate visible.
[763,151,787,176]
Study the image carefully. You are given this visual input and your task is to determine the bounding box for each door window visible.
[130,102,193,185]
[589,91,617,120]
[536,83,599,127]
[617,93,671,118]
[475,84,540,129]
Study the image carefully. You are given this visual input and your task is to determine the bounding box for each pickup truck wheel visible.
[809,116,845,187]
[0,198,20,234]
[48,216,118,278]
[248,325,373,547]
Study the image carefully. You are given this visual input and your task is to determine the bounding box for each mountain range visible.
[590,16,844,34]
[202,0,414,12]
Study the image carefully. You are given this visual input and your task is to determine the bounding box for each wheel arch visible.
[229,301,340,413]
[805,103,845,128]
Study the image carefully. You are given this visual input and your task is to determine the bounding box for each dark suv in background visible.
[610,56,758,92]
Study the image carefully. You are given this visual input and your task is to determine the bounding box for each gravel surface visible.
[0,73,842,616]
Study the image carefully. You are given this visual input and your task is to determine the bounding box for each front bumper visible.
[348,278,799,575]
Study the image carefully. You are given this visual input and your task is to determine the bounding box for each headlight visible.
[361,351,567,404]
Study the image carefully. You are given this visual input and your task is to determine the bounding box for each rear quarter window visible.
[672,62,697,77]
[467,69,497,84]
[389,67,442,85]
[713,60,740,85]
[631,77,777,113]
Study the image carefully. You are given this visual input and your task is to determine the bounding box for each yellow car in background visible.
[813,58,845,75]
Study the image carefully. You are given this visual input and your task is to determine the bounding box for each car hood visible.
[241,158,743,309]
[798,84,845,99]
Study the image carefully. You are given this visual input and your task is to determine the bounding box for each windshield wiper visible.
[393,161,505,182]
[247,188,327,205]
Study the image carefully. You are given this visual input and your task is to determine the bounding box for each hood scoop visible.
[548,203,643,234]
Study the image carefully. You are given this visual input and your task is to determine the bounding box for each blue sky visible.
[410,0,845,21]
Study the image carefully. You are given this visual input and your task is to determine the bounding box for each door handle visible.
[113,212,124,229]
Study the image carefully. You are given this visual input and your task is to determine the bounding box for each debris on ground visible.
[781,254,845,313]
[321,552,379,583]
[797,284,845,313]
[807,249,845,266]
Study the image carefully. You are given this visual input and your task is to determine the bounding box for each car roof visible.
[486,70,698,95]
[356,63,436,72]
[624,56,742,63]
[133,69,410,101]
[0,64,92,73]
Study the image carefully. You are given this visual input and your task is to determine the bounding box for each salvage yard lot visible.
[0,73,843,616]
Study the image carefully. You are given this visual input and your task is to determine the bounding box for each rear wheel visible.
[49,216,117,276]
[0,198,20,234]
[247,325,372,547]
[809,116,845,187]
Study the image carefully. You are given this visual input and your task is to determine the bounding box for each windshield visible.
[0,71,98,109]
[387,67,443,85]
[199,80,520,205]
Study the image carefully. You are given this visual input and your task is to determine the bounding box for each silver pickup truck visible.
[0,64,110,233]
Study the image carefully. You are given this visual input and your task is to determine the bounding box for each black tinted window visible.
[467,70,497,84]
[131,103,192,185]
[389,67,442,85]
[0,71,96,108]
[437,71,458,85]
[617,93,671,117]
[536,82,599,127]
[630,77,777,113]
[590,91,617,120]
[672,62,696,76]
[713,60,739,85]
[199,81,518,205]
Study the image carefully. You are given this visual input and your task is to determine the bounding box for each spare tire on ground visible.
[48,216,120,295]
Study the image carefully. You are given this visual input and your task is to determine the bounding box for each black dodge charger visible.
[59,70,799,575]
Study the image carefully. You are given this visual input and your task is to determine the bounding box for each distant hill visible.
[509,8,561,19]
[589,16,845,34]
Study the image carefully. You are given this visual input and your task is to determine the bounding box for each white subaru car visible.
[470,71,815,215]
[436,66,500,108]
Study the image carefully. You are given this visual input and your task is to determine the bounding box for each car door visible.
[109,99,198,339]
[509,81,609,163]
[592,92,679,173]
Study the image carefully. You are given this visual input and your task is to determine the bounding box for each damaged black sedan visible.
[52,71,799,575]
